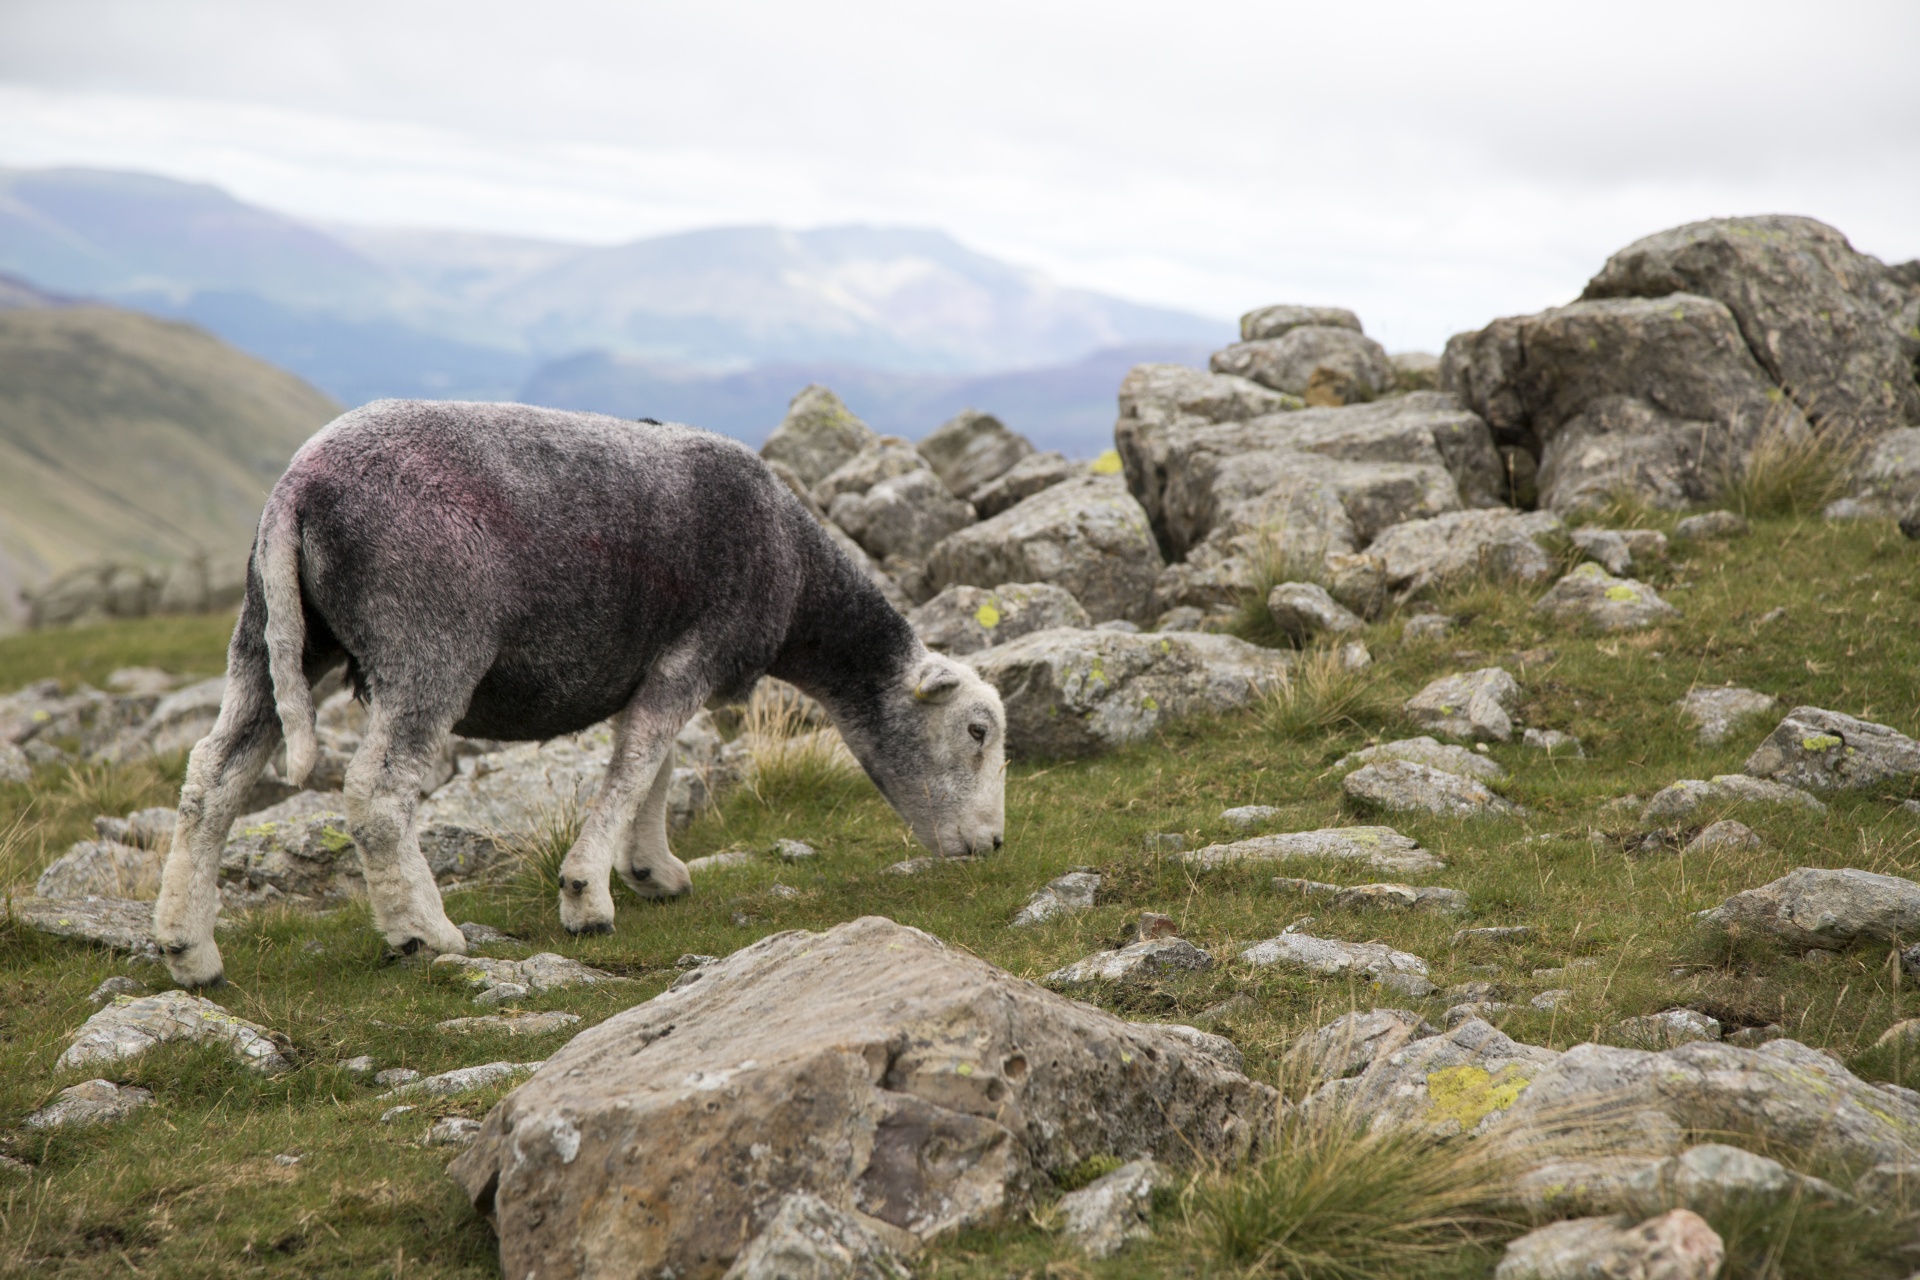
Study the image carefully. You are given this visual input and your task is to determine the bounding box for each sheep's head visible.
[855,652,1006,858]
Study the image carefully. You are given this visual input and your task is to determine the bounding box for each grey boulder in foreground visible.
[448,916,1275,1280]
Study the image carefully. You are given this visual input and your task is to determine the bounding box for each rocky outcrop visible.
[1210,327,1395,401]
[447,917,1275,1280]
[761,385,878,488]
[1240,305,1362,341]
[1115,362,1298,435]
[1364,509,1563,597]
[964,627,1292,758]
[926,477,1161,624]
[810,437,931,509]
[969,451,1076,519]
[1742,705,1920,791]
[830,469,977,564]
[908,583,1090,655]
[916,409,1033,501]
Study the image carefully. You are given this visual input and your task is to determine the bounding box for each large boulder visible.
[1365,509,1563,597]
[1582,215,1920,440]
[1210,327,1396,400]
[964,627,1292,758]
[810,437,931,509]
[969,451,1076,519]
[1834,427,1920,517]
[1742,705,1920,791]
[1115,363,1299,435]
[1698,867,1920,950]
[916,410,1034,501]
[447,917,1275,1280]
[926,477,1161,624]
[761,386,879,488]
[1442,294,1812,513]
[908,583,1090,656]
[829,470,976,565]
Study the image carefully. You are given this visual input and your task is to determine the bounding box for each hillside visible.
[0,301,339,626]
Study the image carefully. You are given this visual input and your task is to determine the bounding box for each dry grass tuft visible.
[738,679,861,808]
[1261,644,1391,739]
[1719,410,1865,519]
[1231,522,1335,649]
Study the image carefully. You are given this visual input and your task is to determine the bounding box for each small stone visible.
[379,1060,544,1099]
[1336,736,1505,782]
[88,975,145,1004]
[687,849,756,873]
[721,1190,913,1280]
[1522,728,1584,756]
[0,1156,31,1177]
[474,982,532,1007]
[1338,640,1372,671]
[434,951,620,1003]
[1570,527,1636,575]
[1185,826,1444,875]
[1534,563,1681,632]
[458,921,519,946]
[1447,982,1498,1001]
[426,1116,484,1147]
[1044,938,1214,985]
[1154,605,1206,632]
[1676,686,1777,746]
[1724,1024,1784,1048]
[1495,1209,1723,1280]
[22,1079,155,1130]
[1265,582,1363,641]
[373,1068,420,1088]
[58,989,291,1073]
[1683,820,1761,854]
[1012,871,1101,927]
[675,954,720,969]
[342,1055,376,1074]
[1754,605,1788,627]
[772,839,817,862]
[1344,759,1517,817]
[767,883,802,900]
[437,1011,583,1036]
[1141,832,1185,853]
[1614,1008,1722,1048]
[1402,613,1454,641]
[1530,989,1573,1010]
[1057,1157,1164,1258]
[1128,912,1179,942]
[1404,668,1522,742]
[1445,1002,1513,1028]
[379,1105,416,1123]
[1453,926,1533,946]
[1240,932,1432,996]
[1674,511,1749,541]
[1219,805,1280,829]
[1642,775,1824,823]
[1095,619,1141,633]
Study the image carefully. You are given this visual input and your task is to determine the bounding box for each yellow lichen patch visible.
[974,602,1002,630]
[1604,585,1638,602]
[1800,733,1843,752]
[1091,449,1123,475]
[1140,695,1159,712]
[1425,1063,1534,1131]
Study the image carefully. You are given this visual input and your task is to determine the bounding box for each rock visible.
[1344,760,1516,818]
[1338,640,1371,671]
[36,839,164,900]
[1391,351,1441,391]
[1533,564,1681,632]
[687,849,756,874]
[434,952,620,1002]
[1211,327,1396,400]
[0,737,30,782]
[968,451,1076,519]
[0,1156,31,1178]
[1569,528,1632,575]
[1442,292,1811,514]
[58,990,291,1073]
[438,1011,584,1036]
[761,385,878,488]
[1743,705,1920,791]
[1700,867,1920,949]
[819,520,915,612]
[927,476,1161,624]
[1115,362,1299,433]
[908,583,1090,655]
[1682,820,1761,854]
[773,839,817,862]
[1273,879,1468,914]
[965,627,1291,759]
[1220,805,1280,829]
[1509,1143,1839,1220]
[1675,686,1776,745]
[677,954,721,970]
[1402,613,1454,641]
[1446,1002,1514,1028]
[1290,1008,1438,1081]
[1613,1009,1720,1049]
[1642,774,1824,823]
[1494,1209,1723,1280]
[1240,304,1362,341]
[374,1067,420,1088]
[447,918,1273,1278]
[1299,1018,1559,1137]
[721,1191,914,1280]
[810,436,933,509]
[1836,427,1920,517]
[380,1105,416,1123]
[1184,827,1444,875]
[1522,729,1583,756]
[9,895,159,955]
[1140,833,1185,853]
[459,921,519,946]
[427,1117,485,1147]
[1582,215,1920,440]
[1723,1024,1784,1049]
[1672,510,1749,541]
[1056,1158,1163,1259]
[342,1055,375,1074]
[917,409,1034,500]
[1336,735,1506,782]
[97,674,228,761]
[1367,509,1565,597]
[1265,582,1363,641]
[89,975,146,1004]
[1530,990,1573,1010]
[1241,932,1433,996]
[830,469,976,564]
[22,1079,155,1129]
[92,805,177,848]
[1403,668,1521,742]
[382,1060,543,1099]
[1045,937,1216,985]
[1454,927,1534,947]
[1011,871,1100,927]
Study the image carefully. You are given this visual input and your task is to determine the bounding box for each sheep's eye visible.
[968,723,988,744]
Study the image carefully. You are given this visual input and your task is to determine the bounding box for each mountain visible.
[0,285,339,627]
[523,342,1215,456]
[0,167,1228,405]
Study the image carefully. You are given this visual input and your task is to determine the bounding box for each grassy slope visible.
[0,512,1917,1277]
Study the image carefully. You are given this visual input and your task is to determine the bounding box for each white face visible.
[874,653,1007,858]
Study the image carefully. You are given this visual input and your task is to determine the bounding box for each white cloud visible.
[1,0,1915,353]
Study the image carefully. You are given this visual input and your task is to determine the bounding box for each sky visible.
[0,0,1916,354]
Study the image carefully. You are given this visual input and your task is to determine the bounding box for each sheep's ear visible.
[911,662,963,703]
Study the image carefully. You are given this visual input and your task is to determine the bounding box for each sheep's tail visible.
[259,503,316,786]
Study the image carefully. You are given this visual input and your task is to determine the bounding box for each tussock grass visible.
[1262,644,1394,739]
[738,678,864,811]
[1230,522,1336,648]
[1719,412,1865,519]
[498,801,584,926]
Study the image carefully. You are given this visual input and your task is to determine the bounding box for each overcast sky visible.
[1,0,1915,353]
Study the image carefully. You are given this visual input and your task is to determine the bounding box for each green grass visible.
[3,513,1920,1276]
[0,612,235,694]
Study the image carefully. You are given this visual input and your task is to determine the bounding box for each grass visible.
[0,611,234,694]
[1230,521,1336,648]
[1,511,1919,1276]
[1717,411,1865,520]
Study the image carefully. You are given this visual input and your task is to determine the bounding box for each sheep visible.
[152,400,1005,988]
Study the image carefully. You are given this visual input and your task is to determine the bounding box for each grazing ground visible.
[2,511,1919,1278]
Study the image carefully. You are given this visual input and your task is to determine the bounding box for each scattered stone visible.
[458,921,519,946]
[1344,759,1517,818]
[1220,805,1280,829]
[909,582,1090,656]
[1273,878,1468,914]
[1057,1158,1164,1259]
[1673,510,1750,542]
[1494,1209,1723,1280]
[1676,686,1776,746]
[1240,933,1433,996]
[374,1068,420,1088]
[966,627,1291,758]
[0,738,31,783]
[1724,1024,1784,1048]
[1614,1008,1722,1049]
[882,857,944,876]
[379,1105,416,1123]
[1533,564,1681,631]
[1011,870,1100,927]
[1743,705,1920,791]
[426,1117,485,1147]
[434,952,619,1003]
[1336,735,1505,782]
[1140,832,1185,853]
[767,883,802,901]
[1125,912,1180,943]
[1682,820,1761,854]
[0,1156,31,1177]
[88,975,145,1004]
[1509,1141,1841,1221]
[438,1011,583,1036]
[917,409,1034,500]
[721,1190,914,1280]
[1265,582,1362,641]
[1641,774,1824,823]
[1404,668,1521,742]
[1369,509,1564,596]
[1454,926,1534,947]
[9,895,159,956]
[1446,1002,1514,1028]
[1522,728,1583,756]
[969,450,1077,519]
[772,839,817,862]
[1703,867,1920,950]
[829,469,977,564]
[381,1060,543,1099]
[1338,640,1372,671]
[1045,937,1215,985]
[22,1079,155,1129]
[687,849,756,873]
[342,1055,375,1074]
[1402,613,1454,641]
[1290,1008,1437,1080]
[1530,990,1574,1012]
[1185,826,1444,875]
[448,918,1272,1275]
[58,990,291,1073]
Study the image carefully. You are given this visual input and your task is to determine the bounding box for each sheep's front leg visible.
[616,753,693,900]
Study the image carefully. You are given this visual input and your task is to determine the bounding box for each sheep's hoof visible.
[565,920,615,936]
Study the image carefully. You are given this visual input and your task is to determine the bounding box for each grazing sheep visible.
[152,401,1006,988]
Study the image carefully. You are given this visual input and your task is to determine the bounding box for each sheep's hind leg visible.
[345,698,466,959]
[615,753,693,900]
